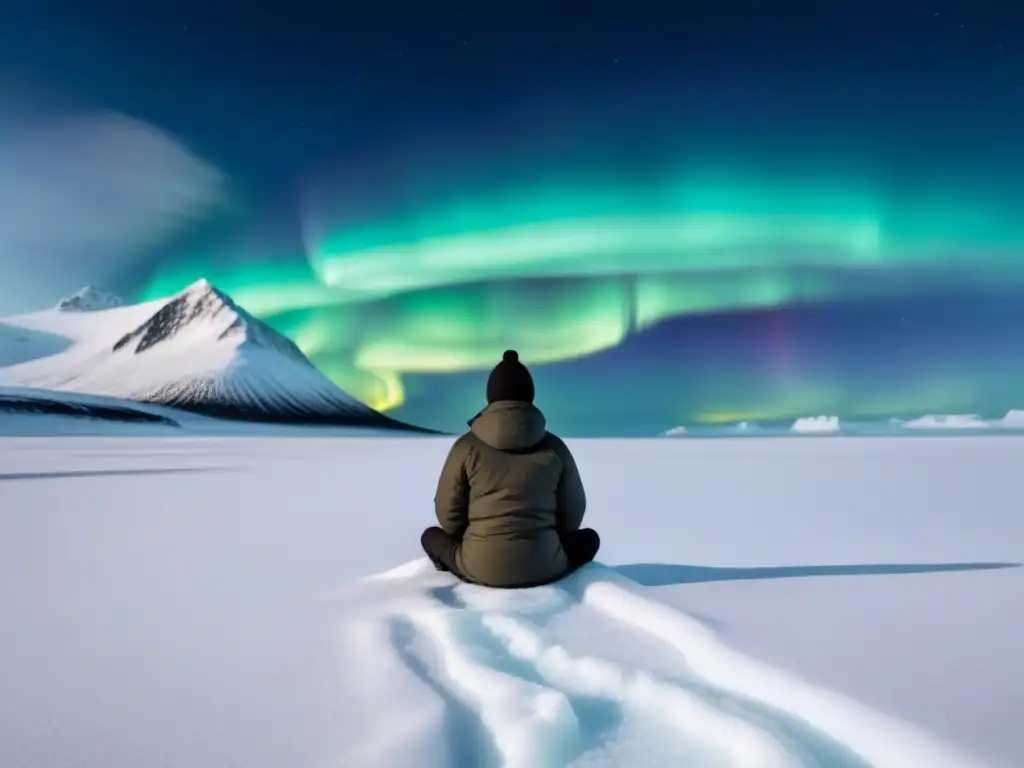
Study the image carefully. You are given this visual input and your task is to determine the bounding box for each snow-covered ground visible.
[0,435,1020,767]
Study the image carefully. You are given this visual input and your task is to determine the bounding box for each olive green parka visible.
[433,400,587,588]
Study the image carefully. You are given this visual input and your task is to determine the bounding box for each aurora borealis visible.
[134,144,1024,434]
[8,2,1024,434]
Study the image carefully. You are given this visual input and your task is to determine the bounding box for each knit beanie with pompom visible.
[485,349,535,404]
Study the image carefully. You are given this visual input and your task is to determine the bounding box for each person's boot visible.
[427,553,450,572]
[421,528,457,573]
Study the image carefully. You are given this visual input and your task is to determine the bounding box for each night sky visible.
[3,1,1024,434]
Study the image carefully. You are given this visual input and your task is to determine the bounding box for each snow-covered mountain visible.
[56,286,125,312]
[0,279,431,431]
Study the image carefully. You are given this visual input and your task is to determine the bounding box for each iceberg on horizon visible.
[903,414,987,430]
[790,415,841,434]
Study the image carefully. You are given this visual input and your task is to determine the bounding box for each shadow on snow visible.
[613,561,1021,587]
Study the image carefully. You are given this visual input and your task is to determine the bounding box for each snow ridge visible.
[0,385,179,427]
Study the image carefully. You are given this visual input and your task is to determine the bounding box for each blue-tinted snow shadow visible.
[614,561,1021,587]
[425,573,860,764]
[423,585,622,758]
[428,584,466,609]
[388,616,500,768]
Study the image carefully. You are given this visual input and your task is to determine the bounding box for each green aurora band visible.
[139,170,1024,425]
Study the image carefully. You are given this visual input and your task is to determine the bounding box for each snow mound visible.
[662,425,688,436]
[791,415,841,434]
[0,384,181,434]
[333,559,986,768]
[903,414,988,430]
[0,279,428,430]
[56,286,125,312]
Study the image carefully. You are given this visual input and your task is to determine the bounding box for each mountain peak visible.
[112,279,308,363]
[56,286,125,312]
[177,277,234,312]
[183,277,218,295]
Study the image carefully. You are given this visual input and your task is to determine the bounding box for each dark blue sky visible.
[5,0,1024,196]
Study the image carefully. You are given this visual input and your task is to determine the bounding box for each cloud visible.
[0,110,226,314]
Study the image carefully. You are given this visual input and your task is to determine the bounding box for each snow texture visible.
[0,434,1020,768]
[0,281,426,430]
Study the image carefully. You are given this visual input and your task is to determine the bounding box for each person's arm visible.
[434,438,471,539]
[554,439,587,533]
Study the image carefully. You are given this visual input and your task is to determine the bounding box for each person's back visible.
[422,350,600,588]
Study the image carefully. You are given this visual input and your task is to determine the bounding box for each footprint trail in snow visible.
[334,560,991,768]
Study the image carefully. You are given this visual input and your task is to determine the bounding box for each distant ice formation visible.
[999,410,1024,428]
[903,414,987,430]
[790,415,841,434]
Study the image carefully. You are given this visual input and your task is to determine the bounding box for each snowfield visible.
[0,434,1020,767]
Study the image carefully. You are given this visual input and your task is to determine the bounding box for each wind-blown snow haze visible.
[0,109,225,314]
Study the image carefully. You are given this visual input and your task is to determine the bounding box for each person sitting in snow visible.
[421,350,600,588]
